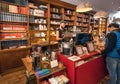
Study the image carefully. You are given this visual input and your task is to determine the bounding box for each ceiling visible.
[61,0,120,13]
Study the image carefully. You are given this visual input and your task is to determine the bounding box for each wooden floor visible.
[0,67,108,84]
[0,68,26,84]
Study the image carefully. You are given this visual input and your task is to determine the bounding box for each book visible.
[9,5,18,13]
[68,56,80,61]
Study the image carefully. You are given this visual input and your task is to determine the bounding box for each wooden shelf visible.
[0,46,31,53]
[76,25,82,27]
[29,15,47,19]
[77,21,82,22]
[50,30,56,31]
[64,19,74,22]
[83,26,88,28]
[77,16,82,18]
[0,11,27,15]
[0,30,27,33]
[50,11,62,14]
[36,66,66,79]
[65,14,74,16]
[50,35,56,37]
[31,36,46,39]
[30,30,47,32]
[1,0,26,7]
[50,18,62,20]
[31,42,49,46]
[31,42,57,47]
[83,22,89,24]
[0,21,27,24]
[29,22,47,25]
[50,24,60,26]
[0,38,28,41]
[66,25,74,26]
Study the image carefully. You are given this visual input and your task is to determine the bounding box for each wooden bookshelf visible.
[49,4,63,42]
[0,0,30,74]
[98,18,108,35]
[28,0,48,45]
[0,0,77,74]
[64,8,76,31]
[76,12,90,32]
[0,1,29,50]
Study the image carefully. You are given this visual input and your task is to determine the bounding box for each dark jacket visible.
[102,29,120,58]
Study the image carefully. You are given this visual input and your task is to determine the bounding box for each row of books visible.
[9,5,28,14]
[3,0,26,6]
[0,24,27,30]
[65,9,74,15]
[1,39,28,49]
[0,33,27,38]
[0,12,27,22]
[0,2,27,14]
[30,25,47,30]
[51,7,61,13]
[40,75,69,84]
[29,8,45,17]
[51,14,62,19]
[29,16,47,24]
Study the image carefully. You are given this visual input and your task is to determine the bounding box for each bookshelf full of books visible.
[64,9,75,31]
[0,0,29,50]
[92,18,99,36]
[50,5,63,43]
[76,12,90,32]
[99,18,107,35]
[28,1,48,45]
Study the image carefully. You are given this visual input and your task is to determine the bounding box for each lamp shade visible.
[113,18,120,22]
[76,2,93,12]
[94,11,108,18]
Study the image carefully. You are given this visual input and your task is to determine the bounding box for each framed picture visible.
[51,51,57,61]
[75,45,83,56]
[86,41,95,52]
[82,47,89,55]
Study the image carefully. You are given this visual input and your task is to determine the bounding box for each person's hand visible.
[95,49,101,53]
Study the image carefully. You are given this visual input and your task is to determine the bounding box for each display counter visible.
[58,51,108,84]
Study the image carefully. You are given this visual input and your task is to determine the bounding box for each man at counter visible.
[96,23,120,84]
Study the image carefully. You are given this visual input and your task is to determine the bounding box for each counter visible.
[58,52,108,84]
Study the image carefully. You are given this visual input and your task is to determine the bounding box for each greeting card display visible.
[76,45,83,56]
[86,42,95,52]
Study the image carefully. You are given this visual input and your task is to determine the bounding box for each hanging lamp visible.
[94,11,108,18]
[76,2,93,12]
[113,18,120,22]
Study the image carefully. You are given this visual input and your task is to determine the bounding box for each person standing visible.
[56,20,66,42]
[96,23,120,84]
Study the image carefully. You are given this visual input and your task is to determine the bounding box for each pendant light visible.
[94,11,108,18]
[113,18,120,22]
[76,2,93,12]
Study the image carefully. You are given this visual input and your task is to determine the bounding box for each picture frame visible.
[86,41,95,52]
[82,47,89,55]
[50,60,58,68]
[51,51,57,61]
[75,45,83,56]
